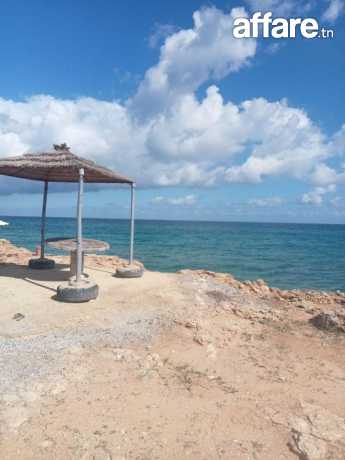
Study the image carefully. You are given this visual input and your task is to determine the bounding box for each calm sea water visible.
[0,216,344,292]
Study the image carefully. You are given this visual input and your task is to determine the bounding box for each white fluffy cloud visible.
[2,88,341,191]
[0,5,344,196]
[148,24,179,49]
[330,196,345,215]
[0,95,150,190]
[302,184,336,205]
[151,194,197,206]
[246,0,344,23]
[248,196,283,206]
[130,7,256,118]
[245,0,298,15]
[322,0,345,22]
[244,0,315,16]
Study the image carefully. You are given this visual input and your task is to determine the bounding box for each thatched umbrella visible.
[0,145,139,300]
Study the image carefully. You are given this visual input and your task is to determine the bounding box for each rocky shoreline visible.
[179,269,345,334]
[1,237,344,334]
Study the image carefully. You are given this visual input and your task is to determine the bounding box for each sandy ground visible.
[0,240,345,460]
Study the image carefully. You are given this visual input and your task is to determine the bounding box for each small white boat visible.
[0,220,9,226]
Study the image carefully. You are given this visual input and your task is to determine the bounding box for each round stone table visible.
[46,237,110,277]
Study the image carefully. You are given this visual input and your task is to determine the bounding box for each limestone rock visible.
[92,447,113,460]
[290,402,345,460]
[291,430,327,460]
[193,332,211,346]
[310,312,342,332]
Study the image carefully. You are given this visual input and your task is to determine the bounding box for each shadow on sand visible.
[0,262,71,292]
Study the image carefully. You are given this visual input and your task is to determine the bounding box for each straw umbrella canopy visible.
[0,145,136,281]
[0,144,133,183]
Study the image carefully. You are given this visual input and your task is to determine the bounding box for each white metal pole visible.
[76,168,84,283]
[40,180,49,259]
[129,183,135,265]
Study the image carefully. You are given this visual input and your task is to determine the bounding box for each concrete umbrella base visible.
[56,278,99,303]
[29,258,55,270]
[115,264,144,279]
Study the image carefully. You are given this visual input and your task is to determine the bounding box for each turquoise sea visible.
[0,216,344,292]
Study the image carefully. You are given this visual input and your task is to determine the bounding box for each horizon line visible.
[1,215,344,226]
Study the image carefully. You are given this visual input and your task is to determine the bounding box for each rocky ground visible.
[0,239,345,460]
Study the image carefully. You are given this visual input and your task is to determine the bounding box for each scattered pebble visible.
[12,313,25,321]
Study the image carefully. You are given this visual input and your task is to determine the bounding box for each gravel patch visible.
[0,311,169,395]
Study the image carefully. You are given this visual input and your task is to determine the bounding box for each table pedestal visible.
[70,250,85,277]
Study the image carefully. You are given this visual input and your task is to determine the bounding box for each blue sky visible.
[0,0,344,223]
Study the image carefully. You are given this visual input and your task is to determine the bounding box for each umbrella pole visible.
[57,166,98,301]
[114,182,142,278]
[129,183,135,265]
[76,168,84,283]
[40,180,49,259]
[29,180,55,269]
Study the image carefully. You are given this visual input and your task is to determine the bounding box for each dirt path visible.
[0,245,345,459]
